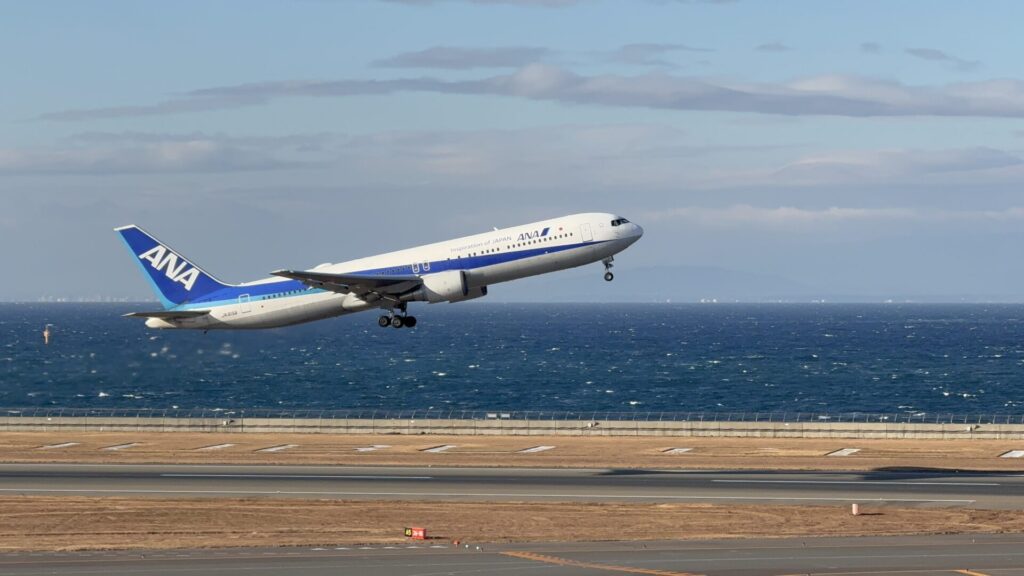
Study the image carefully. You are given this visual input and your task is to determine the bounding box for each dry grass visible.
[4,432,1023,552]
[2,431,1024,471]
[2,497,1024,552]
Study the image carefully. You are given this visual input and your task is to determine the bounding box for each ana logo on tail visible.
[138,245,200,291]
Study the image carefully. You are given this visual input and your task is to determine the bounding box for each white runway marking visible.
[0,487,975,503]
[355,445,391,452]
[160,473,433,480]
[422,445,456,453]
[662,448,693,455]
[518,446,555,453]
[827,448,861,457]
[37,443,79,450]
[713,479,999,486]
[1001,450,1024,458]
[101,443,139,451]
[195,444,235,451]
[257,444,298,453]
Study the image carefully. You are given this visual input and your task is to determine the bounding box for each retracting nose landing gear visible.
[602,256,615,282]
[378,304,417,329]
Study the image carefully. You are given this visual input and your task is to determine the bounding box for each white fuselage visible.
[149,212,643,329]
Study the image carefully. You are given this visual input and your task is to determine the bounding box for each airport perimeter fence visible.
[4,406,1024,425]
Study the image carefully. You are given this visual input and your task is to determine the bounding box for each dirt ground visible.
[2,431,1023,471]
[4,432,1024,551]
[1,496,1023,552]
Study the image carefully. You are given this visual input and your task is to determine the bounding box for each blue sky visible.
[3,0,1024,301]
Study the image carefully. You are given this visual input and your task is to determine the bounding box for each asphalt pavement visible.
[2,534,1023,575]
[1,463,1022,508]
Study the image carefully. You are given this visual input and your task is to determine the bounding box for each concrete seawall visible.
[2,416,1022,439]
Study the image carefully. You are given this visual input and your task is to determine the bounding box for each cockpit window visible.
[610,218,630,226]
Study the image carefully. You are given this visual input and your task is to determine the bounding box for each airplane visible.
[115,212,643,330]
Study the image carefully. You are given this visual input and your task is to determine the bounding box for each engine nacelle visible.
[451,285,488,303]
[405,270,488,303]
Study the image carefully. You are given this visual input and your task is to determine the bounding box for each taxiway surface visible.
[1,534,1023,575]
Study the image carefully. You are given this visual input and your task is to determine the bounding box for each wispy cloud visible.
[372,46,550,69]
[772,147,1022,185]
[382,0,580,5]
[0,132,320,174]
[755,42,790,52]
[906,47,980,71]
[603,43,713,66]
[40,65,1024,121]
[649,205,1024,228]
[382,0,737,4]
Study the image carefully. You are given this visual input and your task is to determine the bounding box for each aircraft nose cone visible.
[633,223,644,239]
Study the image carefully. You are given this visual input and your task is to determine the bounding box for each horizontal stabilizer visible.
[272,269,420,295]
[123,310,210,320]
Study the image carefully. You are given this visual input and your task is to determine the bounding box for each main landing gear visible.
[378,305,417,329]
[602,256,615,282]
[378,314,417,328]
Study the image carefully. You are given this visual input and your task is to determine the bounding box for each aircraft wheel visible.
[391,315,405,328]
[604,271,614,282]
[404,316,418,328]
[378,315,390,328]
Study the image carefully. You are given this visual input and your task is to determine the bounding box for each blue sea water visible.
[2,303,1024,415]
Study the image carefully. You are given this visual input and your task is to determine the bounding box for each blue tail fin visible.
[114,225,232,308]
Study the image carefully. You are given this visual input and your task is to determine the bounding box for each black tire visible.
[378,315,390,328]
[404,316,418,328]
[391,315,405,329]
[604,271,614,282]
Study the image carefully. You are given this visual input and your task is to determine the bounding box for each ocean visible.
[2,303,1024,416]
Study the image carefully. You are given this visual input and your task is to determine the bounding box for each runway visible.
[2,534,1023,575]
[1,463,1023,508]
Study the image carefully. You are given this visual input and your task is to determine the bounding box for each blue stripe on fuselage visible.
[175,239,603,310]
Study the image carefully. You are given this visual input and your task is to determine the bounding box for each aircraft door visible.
[238,294,252,314]
[580,223,593,242]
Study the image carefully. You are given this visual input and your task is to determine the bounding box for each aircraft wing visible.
[123,310,210,319]
[271,269,421,296]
